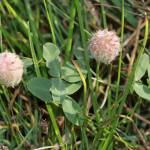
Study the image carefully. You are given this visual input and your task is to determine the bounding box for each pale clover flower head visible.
[0,52,23,87]
[89,29,120,64]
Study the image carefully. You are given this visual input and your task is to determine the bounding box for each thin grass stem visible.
[99,0,107,28]
[43,0,56,44]
[27,23,41,77]
[46,104,65,150]
[25,1,42,58]
[115,0,124,101]
[64,1,76,63]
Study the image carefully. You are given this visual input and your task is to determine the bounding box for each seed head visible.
[0,52,23,87]
[89,29,120,64]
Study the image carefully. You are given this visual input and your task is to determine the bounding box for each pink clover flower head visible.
[89,29,120,64]
[0,52,23,87]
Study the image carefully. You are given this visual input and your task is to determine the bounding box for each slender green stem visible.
[35,0,40,29]
[92,92,100,124]
[99,0,107,28]
[64,1,76,63]
[81,127,89,150]
[75,0,92,91]
[46,104,65,150]
[72,127,78,150]
[96,62,100,95]
[72,60,87,116]
[0,94,11,123]
[27,23,41,77]
[0,16,2,52]
[115,0,124,101]
[75,0,89,115]
[2,86,10,102]
[43,0,56,44]
[25,0,42,58]
[94,62,101,123]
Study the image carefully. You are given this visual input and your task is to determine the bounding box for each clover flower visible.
[89,29,120,64]
[0,52,23,87]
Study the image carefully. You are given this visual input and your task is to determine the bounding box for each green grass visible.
[0,0,150,149]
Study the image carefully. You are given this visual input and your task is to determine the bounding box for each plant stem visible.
[115,0,124,101]
[96,62,100,95]
[0,16,2,52]
[25,0,42,59]
[46,104,65,150]
[43,0,56,44]
[65,1,76,63]
[27,23,41,77]
[72,60,87,116]
[75,0,92,91]
[99,0,107,28]
[81,127,89,150]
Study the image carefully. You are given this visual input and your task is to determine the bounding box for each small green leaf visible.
[48,58,61,77]
[133,82,150,101]
[52,94,65,104]
[62,96,84,126]
[135,53,149,81]
[27,77,52,102]
[22,58,33,68]
[43,42,60,66]
[50,78,81,96]
[61,61,86,83]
